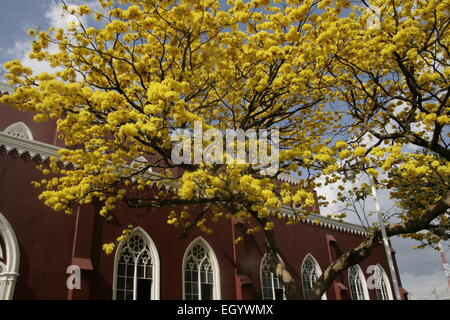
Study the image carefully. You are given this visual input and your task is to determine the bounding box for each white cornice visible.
[277,173,300,185]
[280,206,368,236]
[0,132,59,161]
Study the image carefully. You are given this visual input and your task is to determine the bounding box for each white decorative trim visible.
[182,237,221,300]
[280,206,368,236]
[0,212,20,300]
[3,122,34,140]
[112,227,160,300]
[0,131,59,161]
[277,174,300,185]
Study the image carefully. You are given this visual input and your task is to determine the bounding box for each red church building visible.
[0,85,408,300]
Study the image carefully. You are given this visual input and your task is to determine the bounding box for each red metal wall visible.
[0,155,75,299]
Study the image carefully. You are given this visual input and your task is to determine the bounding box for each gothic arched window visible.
[260,254,285,300]
[375,265,394,300]
[183,237,220,300]
[114,228,160,300]
[349,265,369,300]
[301,254,327,300]
[0,212,20,300]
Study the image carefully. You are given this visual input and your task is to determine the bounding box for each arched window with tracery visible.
[183,237,220,300]
[113,227,160,300]
[260,254,285,300]
[3,122,34,140]
[0,212,20,300]
[375,265,394,300]
[349,264,370,300]
[301,254,327,300]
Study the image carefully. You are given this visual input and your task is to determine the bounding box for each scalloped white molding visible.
[0,131,58,160]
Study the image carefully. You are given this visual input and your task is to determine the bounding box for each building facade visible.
[0,88,408,300]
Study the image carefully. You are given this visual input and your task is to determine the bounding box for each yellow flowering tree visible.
[302,0,450,299]
[0,0,448,299]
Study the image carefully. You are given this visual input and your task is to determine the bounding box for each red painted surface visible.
[0,154,75,299]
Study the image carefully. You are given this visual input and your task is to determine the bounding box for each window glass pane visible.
[117,277,125,290]
[118,263,126,275]
[126,264,134,276]
[275,288,284,300]
[137,264,145,278]
[116,290,124,300]
[201,283,213,300]
[125,291,133,300]
[137,278,152,300]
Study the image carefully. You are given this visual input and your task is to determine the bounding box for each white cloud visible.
[45,1,90,31]
[402,270,450,300]
[1,1,97,80]
[0,38,30,58]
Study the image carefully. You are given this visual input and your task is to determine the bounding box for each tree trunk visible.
[263,227,299,300]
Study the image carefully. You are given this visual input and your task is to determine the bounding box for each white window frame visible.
[348,264,370,300]
[375,264,394,300]
[112,227,160,300]
[301,254,327,300]
[0,212,20,300]
[260,253,286,300]
[182,237,221,300]
[3,122,34,140]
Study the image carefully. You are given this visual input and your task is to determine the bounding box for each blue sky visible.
[0,0,449,300]
[0,1,51,67]
[0,1,48,49]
